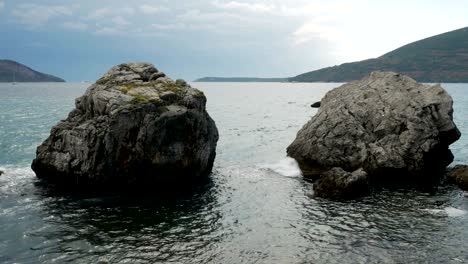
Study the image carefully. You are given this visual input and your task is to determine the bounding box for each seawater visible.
[0,82,467,263]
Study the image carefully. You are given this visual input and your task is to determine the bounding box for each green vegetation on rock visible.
[130,94,150,103]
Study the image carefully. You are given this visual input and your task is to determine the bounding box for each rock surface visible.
[288,72,461,198]
[447,165,468,191]
[32,63,219,190]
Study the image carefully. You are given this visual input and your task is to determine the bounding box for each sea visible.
[0,82,467,263]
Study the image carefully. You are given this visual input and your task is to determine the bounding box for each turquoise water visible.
[0,82,467,263]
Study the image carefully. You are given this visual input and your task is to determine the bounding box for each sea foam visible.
[424,207,467,217]
[260,157,302,177]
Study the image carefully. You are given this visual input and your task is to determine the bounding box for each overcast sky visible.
[0,0,467,81]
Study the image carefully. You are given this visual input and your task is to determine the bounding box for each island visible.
[0,60,65,82]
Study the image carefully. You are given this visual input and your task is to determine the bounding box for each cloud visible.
[152,23,186,30]
[85,7,136,35]
[94,26,121,36]
[111,16,131,26]
[139,4,169,14]
[62,21,88,31]
[86,7,134,20]
[279,2,356,17]
[288,1,364,52]
[0,1,4,10]
[12,4,76,28]
[213,1,275,13]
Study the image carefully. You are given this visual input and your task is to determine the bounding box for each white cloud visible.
[86,7,134,20]
[279,2,355,17]
[62,21,88,31]
[111,16,131,26]
[293,22,342,44]
[12,4,76,28]
[152,23,186,30]
[0,1,4,10]
[213,1,275,13]
[86,8,110,20]
[178,9,248,24]
[85,7,135,35]
[139,4,168,14]
[94,26,121,35]
[289,0,468,63]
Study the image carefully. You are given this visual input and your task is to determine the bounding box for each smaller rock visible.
[310,101,321,108]
[149,72,166,81]
[313,167,369,200]
[160,91,179,102]
[447,165,468,191]
[176,79,188,87]
[0,170,4,176]
[126,62,159,81]
[158,76,174,84]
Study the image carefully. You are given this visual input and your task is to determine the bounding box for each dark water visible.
[0,82,467,263]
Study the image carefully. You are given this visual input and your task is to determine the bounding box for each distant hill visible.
[290,27,468,83]
[194,77,287,82]
[0,60,65,82]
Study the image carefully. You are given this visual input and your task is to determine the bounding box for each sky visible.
[0,0,467,81]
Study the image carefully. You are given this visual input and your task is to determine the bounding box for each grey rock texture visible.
[288,72,461,198]
[32,63,219,189]
[447,165,468,191]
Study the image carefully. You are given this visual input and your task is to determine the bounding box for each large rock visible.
[288,72,461,198]
[32,63,219,190]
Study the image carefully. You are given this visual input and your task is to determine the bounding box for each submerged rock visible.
[447,165,468,191]
[288,72,461,199]
[313,167,369,200]
[32,63,219,190]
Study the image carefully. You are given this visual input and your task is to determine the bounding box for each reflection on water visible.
[0,82,467,263]
[34,178,222,263]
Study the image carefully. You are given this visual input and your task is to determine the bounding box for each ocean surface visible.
[0,82,467,263]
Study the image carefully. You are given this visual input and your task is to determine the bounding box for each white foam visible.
[423,209,445,215]
[0,165,36,194]
[444,207,467,217]
[424,207,467,217]
[261,157,302,177]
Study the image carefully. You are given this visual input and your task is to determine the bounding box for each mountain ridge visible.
[290,27,468,83]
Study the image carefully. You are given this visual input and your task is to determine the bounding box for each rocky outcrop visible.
[447,165,468,191]
[32,63,219,190]
[288,72,461,199]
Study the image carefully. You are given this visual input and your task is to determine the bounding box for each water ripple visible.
[0,83,467,263]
